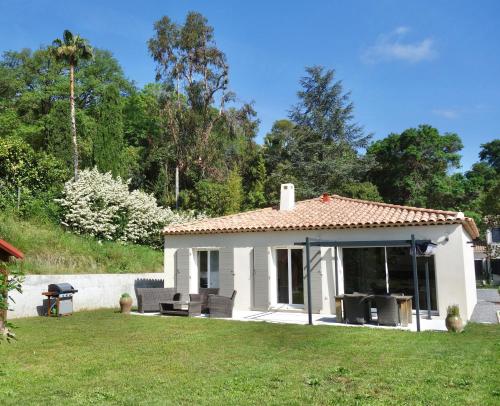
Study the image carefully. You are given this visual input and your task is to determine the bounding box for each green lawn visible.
[0,214,163,274]
[1,311,499,405]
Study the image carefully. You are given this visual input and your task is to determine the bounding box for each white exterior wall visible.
[164,224,477,320]
[9,273,164,319]
[462,228,477,319]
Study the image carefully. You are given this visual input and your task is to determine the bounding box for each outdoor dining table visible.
[334,294,413,327]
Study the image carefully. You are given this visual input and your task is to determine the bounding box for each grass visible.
[1,311,499,405]
[0,214,163,274]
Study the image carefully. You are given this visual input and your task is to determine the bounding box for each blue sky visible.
[1,0,499,171]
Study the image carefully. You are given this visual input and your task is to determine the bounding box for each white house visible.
[475,226,500,284]
[163,184,479,321]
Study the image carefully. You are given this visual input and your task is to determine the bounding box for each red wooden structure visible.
[0,239,24,261]
[0,239,24,332]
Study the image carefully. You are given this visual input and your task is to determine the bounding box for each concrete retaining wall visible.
[9,273,165,319]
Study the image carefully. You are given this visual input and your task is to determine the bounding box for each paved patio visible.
[232,311,446,331]
[471,288,500,324]
[132,310,447,331]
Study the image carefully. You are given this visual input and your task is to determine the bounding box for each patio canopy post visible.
[305,237,313,326]
[425,259,432,320]
[334,246,339,296]
[411,234,421,332]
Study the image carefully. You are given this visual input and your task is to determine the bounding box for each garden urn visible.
[445,305,464,333]
[119,294,133,314]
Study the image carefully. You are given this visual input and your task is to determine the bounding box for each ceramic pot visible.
[119,296,133,314]
[445,315,463,332]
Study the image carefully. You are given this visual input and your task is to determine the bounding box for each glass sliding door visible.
[386,247,437,310]
[276,248,304,305]
[198,250,219,289]
[343,247,386,294]
[341,246,438,311]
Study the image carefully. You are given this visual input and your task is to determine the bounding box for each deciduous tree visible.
[367,125,462,207]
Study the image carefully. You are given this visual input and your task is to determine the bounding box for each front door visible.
[276,248,304,305]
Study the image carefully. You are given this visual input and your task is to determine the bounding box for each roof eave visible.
[163,219,471,237]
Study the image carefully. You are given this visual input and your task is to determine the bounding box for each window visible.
[491,227,500,243]
[198,250,219,289]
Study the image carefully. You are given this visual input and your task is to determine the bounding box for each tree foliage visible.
[0,136,67,219]
[263,67,373,201]
[0,12,498,245]
[366,125,463,207]
[93,84,125,176]
[148,12,231,180]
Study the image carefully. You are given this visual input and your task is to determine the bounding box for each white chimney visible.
[280,183,295,211]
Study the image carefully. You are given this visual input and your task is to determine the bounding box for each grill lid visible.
[48,283,78,295]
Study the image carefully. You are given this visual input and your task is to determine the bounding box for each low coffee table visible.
[159,300,202,317]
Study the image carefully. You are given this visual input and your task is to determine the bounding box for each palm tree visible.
[52,30,93,180]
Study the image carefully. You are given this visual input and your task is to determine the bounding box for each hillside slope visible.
[0,214,163,274]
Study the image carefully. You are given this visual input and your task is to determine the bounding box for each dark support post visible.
[425,259,432,320]
[411,234,421,332]
[334,246,339,296]
[306,237,313,326]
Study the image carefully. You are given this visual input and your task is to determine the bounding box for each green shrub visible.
[0,136,67,221]
[447,305,460,317]
[120,293,131,299]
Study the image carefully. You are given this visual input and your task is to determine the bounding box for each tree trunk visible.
[175,165,179,210]
[70,64,79,180]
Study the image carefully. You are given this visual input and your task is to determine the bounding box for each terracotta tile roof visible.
[163,194,480,239]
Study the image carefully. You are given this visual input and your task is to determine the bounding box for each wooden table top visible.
[335,294,412,300]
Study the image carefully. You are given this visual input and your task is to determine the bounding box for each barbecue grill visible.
[42,283,78,317]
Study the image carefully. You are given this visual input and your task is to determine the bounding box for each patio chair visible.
[189,288,219,314]
[136,288,180,313]
[374,295,400,326]
[208,290,237,318]
[343,293,371,324]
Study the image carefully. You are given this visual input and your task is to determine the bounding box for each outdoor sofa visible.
[136,288,181,313]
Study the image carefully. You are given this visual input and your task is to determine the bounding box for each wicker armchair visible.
[136,288,180,313]
[374,295,400,326]
[208,290,237,318]
[343,293,371,324]
[189,288,219,314]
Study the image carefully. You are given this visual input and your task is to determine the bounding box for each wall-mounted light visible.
[416,242,438,257]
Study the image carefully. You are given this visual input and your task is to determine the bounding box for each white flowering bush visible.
[57,168,202,247]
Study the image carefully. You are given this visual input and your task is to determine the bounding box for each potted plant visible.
[119,293,133,314]
[445,304,463,333]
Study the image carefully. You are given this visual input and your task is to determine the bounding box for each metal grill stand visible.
[42,283,78,317]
